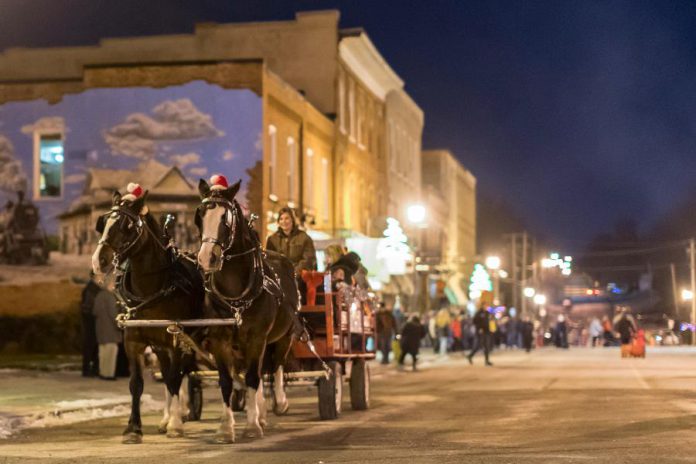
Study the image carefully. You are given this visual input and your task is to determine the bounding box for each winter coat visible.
[589,318,603,337]
[400,320,426,354]
[93,290,122,345]
[616,317,635,344]
[266,228,317,274]
[473,308,491,333]
[435,309,451,337]
[376,308,397,337]
[80,280,101,315]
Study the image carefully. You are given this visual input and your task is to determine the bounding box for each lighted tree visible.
[469,263,492,300]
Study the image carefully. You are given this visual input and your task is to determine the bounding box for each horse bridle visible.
[97,205,146,260]
[198,195,239,255]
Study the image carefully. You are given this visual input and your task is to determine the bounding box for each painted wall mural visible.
[0,81,262,235]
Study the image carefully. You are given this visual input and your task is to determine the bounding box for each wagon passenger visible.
[266,206,317,273]
[266,206,317,303]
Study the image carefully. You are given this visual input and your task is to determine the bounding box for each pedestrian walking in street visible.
[93,281,122,380]
[435,306,451,357]
[521,316,534,352]
[399,314,426,371]
[602,315,615,346]
[554,315,569,349]
[427,310,438,352]
[589,316,602,347]
[614,308,637,358]
[376,303,397,364]
[79,272,100,377]
[467,305,493,366]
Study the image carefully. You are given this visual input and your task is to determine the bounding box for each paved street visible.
[3,347,696,463]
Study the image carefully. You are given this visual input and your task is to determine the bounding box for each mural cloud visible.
[104,99,224,159]
[0,135,28,193]
[21,116,67,135]
[169,152,201,168]
[189,166,208,176]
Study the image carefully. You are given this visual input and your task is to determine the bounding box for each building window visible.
[322,158,329,222]
[305,148,314,209]
[35,133,64,198]
[338,71,346,134]
[268,125,277,198]
[287,137,296,202]
[348,78,356,141]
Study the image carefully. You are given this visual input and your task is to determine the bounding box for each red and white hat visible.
[122,182,144,202]
[210,174,228,191]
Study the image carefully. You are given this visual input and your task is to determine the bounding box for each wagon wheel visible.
[231,387,246,412]
[350,359,370,411]
[317,361,342,420]
[186,375,203,421]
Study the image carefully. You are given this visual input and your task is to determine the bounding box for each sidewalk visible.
[0,369,164,439]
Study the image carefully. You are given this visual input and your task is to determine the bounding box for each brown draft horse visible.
[92,191,205,443]
[196,179,300,443]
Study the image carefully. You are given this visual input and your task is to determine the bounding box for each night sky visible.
[2,0,695,245]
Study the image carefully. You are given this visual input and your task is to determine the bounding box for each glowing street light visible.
[524,287,536,298]
[406,204,426,225]
[533,294,547,305]
[485,256,501,270]
[682,289,694,301]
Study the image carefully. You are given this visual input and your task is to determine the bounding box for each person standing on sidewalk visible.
[93,281,122,380]
[589,316,603,347]
[79,272,100,377]
[467,305,493,366]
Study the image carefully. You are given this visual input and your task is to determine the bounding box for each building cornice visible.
[338,32,403,100]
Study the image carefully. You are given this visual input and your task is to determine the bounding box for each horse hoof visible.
[157,425,167,434]
[259,418,268,429]
[122,432,143,444]
[166,428,184,438]
[214,432,235,444]
[243,425,264,439]
[273,401,289,416]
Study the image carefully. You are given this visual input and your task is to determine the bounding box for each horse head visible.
[195,175,242,273]
[91,186,149,276]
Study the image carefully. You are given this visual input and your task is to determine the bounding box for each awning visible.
[446,272,469,306]
[380,274,415,296]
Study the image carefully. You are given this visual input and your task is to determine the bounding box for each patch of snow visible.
[0,394,162,439]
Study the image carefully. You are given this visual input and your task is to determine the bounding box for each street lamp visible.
[486,256,501,305]
[406,204,427,313]
[533,294,546,305]
[682,289,694,301]
[407,204,426,226]
[524,287,536,298]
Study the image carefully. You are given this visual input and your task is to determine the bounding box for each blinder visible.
[96,204,145,258]
[198,195,238,253]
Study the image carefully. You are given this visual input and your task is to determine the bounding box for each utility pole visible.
[670,263,679,318]
[691,239,696,346]
[521,232,528,316]
[511,234,518,310]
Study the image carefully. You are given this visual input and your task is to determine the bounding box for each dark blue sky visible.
[2,0,695,245]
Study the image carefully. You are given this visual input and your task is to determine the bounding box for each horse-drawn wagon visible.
[293,270,375,420]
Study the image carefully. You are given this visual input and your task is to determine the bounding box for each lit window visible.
[306,148,314,209]
[268,125,277,197]
[322,158,329,222]
[287,137,296,202]
[36,134,64,198]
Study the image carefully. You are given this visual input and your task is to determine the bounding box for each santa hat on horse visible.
[121,182,148,214]
[209,174,228,191]
[122,182,144,202]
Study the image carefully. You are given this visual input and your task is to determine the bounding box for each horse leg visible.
[215,360,236,444]
[271,335,294,416]
[123,342,146,444]
[243,350,266,439]
[157,354,172,434]
[163,351,186,438]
